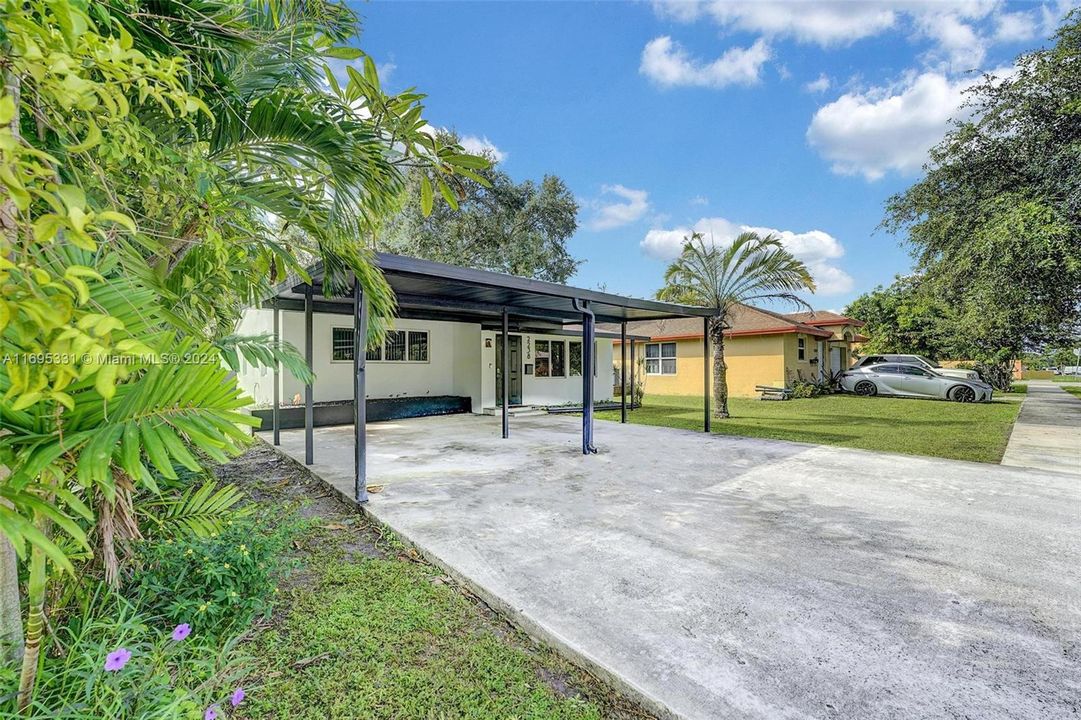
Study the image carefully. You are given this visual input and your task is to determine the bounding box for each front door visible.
[496,335,523,405]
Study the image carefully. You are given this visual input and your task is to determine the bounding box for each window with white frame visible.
[645,342,677,375]
[339,328,429,363]
[797,336,806,361]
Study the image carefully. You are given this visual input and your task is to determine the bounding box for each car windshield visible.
[917,356,942,368]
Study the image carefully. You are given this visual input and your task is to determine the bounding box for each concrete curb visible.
[258,436,683,720]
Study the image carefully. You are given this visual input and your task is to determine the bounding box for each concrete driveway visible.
[269,414,1080,720]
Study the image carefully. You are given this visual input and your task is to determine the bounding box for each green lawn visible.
[236,445,644,720]
[1062,385,1081,400]
[597,392,1025,463]
[1054,375,1081,384]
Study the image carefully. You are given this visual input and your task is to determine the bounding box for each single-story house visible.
[232,253,714,502]
[604,306,867,398]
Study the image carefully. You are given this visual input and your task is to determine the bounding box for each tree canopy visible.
[844,276,955,358]
[380,137,581,283]
[881,10,1081,373]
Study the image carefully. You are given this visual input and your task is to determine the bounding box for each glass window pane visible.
[569,342,582,376]
[661,342,677,358]
[332,328,353,362]
[534,340,550,377]
[645,344,660,359]
[645,358,660,375]
[385,330,406,361]
[408,331,428,362]
[661,358,676,375]
[551,341,565,376]
[365,344,382,362]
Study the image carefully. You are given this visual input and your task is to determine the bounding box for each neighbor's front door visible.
[496,334,523,405]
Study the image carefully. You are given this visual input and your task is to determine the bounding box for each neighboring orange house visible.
[606,306,867,398]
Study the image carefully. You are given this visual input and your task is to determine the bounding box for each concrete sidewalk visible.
[1001,381,1081,475]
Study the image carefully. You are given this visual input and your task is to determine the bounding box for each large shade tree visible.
[656,232,815,418]
[881,10,1081,388]
[844,275,956,358]
[380,134,580,283]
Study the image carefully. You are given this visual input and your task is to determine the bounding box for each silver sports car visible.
[839,363,994,402]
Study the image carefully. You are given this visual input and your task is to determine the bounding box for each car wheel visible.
[854,380,877,397]
[950,385,976,403]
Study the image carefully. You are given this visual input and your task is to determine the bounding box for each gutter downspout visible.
[573,299,598,454]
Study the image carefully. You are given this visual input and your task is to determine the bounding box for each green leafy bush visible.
[127,507,303,640]
[0,589,248,719]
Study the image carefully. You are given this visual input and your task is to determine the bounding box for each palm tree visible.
[657,232,816,418]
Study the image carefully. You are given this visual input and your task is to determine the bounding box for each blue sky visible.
[350,0,1075,310]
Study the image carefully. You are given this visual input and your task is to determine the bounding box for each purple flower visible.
[204,707,218,720]
[171,623,192,642]
[230,687,245,706]
[104,647,132,672]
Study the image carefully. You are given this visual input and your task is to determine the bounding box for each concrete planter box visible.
[252,395,472,429]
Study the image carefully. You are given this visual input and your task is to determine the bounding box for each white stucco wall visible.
[234,309,611,412]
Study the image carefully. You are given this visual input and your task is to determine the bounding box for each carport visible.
[262,253,715,503]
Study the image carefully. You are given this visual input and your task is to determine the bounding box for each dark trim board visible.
[255,396,472,429]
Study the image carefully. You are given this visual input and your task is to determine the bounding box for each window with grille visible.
[346,329,429,363]
[331,328,354,362]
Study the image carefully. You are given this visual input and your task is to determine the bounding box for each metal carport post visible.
[304,284,313,465]
[501,307,509,439]
[353,280,368,504]
[620,321,627,423]
[576,299,597,454]
[272,307,280,446]
[703,316,711,433]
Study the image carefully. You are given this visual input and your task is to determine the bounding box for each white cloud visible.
[994,10,1039,42]
[587,185,651,231]
[649,1,1047,76]
[804,73,831,93]
[458,135,507,163]
[376,62,397,84]
[652,0,704,22]
[691,1,900,46]
[640,36,771,88]
[325,57,396,88]
[806,70,987,180]
[689,195,709,206]
[915,13,987,69]
[641,217,854,295]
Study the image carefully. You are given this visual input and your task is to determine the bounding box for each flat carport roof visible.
[261,252,717,504]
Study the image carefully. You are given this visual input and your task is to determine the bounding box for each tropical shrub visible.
[0,589,249,719]
[128,507,304,640]
[788,371,835,399]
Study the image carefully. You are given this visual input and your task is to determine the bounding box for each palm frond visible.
[216,333,313,384]
[655,231,816,316]
[142,481,250,538]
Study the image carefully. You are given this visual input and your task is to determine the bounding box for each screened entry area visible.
[236,253,715,504]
